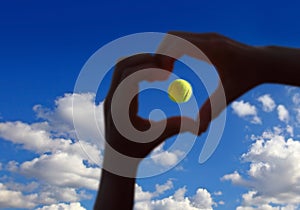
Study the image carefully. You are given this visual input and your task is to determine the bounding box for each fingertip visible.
[197,99,212,134]
[154,54,175,71]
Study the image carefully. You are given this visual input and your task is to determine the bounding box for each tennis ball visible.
[168,79,192,103]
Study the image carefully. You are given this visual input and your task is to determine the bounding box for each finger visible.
[117,54,172,82]
[154,52,176,72]
[108,54,169,134]
[149,116,199,148]
[123,64,167,120]
[155,31,213,70]
[197,83,227,134]
[106,54,157,106]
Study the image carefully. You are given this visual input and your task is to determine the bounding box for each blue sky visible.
[1,1,300,209]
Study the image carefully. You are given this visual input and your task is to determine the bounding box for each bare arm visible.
[258,46,300,86]
[94,33,300,210]
[94,54,196,210]
[156,32,300,133]
[94,168,137,210]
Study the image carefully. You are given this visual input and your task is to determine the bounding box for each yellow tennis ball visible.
[168,79,192,103]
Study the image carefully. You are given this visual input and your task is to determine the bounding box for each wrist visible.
[95,163,137,210]
[255,46,282,83]
[102,142,140,178]
[256,46,300,86]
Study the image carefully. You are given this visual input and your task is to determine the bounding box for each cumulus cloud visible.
[0,182,37,209]
[286,125,294,137]
[286,90,300,125]
[277,105,289,123]
[36,202,86,210]
[295,108,300,124]
[134,180,216,210]
[38,186,91,204]
[33,93,105,150]
[236,203,296,210]
[135,179,174,202]
[231,101,262,124]
[154,180,174,196]
[0,93,103,208]
[214,191,222,196]
[257,94,276,112]
[222,131,300,209]
[191,188,215,209]
[4,181,38,193]
[221,171,247,186]
[151,143,185,167]
[292,93,300,105]
[0,93,194,208]
[292,93,300,124]
[0,121,102,165]
[17,152,100,190]
[232,101,257,117]
[0,121,70,154]
[0,180,91,209]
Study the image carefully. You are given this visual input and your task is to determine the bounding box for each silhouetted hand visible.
[156,32,269,133]
[95,32,300,210]
[95,53,197,210]
[104,53,197,160]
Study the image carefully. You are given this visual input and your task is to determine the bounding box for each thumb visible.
[198,83,227,134]
[154,54,176,72]
[151,116,198,147]
[155,32,211,68]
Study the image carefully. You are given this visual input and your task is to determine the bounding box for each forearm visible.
[94,168,136,210]
[259,46,300,87]
[94,143,140,210]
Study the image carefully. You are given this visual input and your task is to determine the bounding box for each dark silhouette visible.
[94,32,300,210]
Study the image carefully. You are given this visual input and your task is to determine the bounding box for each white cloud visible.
[292,93,300,105]
[33,93,105,147]
[232,101,262,124]
[0,182,37,209]
[236,203,295,210]
[232,101,257,116]
[18,152,100,190]
[0,92,219,209]
[154,180,174,196]
[0,122,102,163]
[0,180,91,208]
[251,116,262,124]
[286,90,300,124]
[37,186,92,204]
[0,120,102,165]
[135,179,173,202]
[222,131,300,209]
[214,191,222,196]
[295,108,300,124]
[173,186,187,201]
[277,105,289,123]
[191,188,215,209]
[135,184,153,202]
[6,160,19,172]
[221,171,248,186]
[0,121,71,154]
[218,201,225,205]
[0,93,104,208]
[36,202,86,210]
[151,143,185,167]
[286,125,294,137]
[257,94,276,112]
[253,126,294,140]
[134,180,216,210]
[4,181,38,193]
